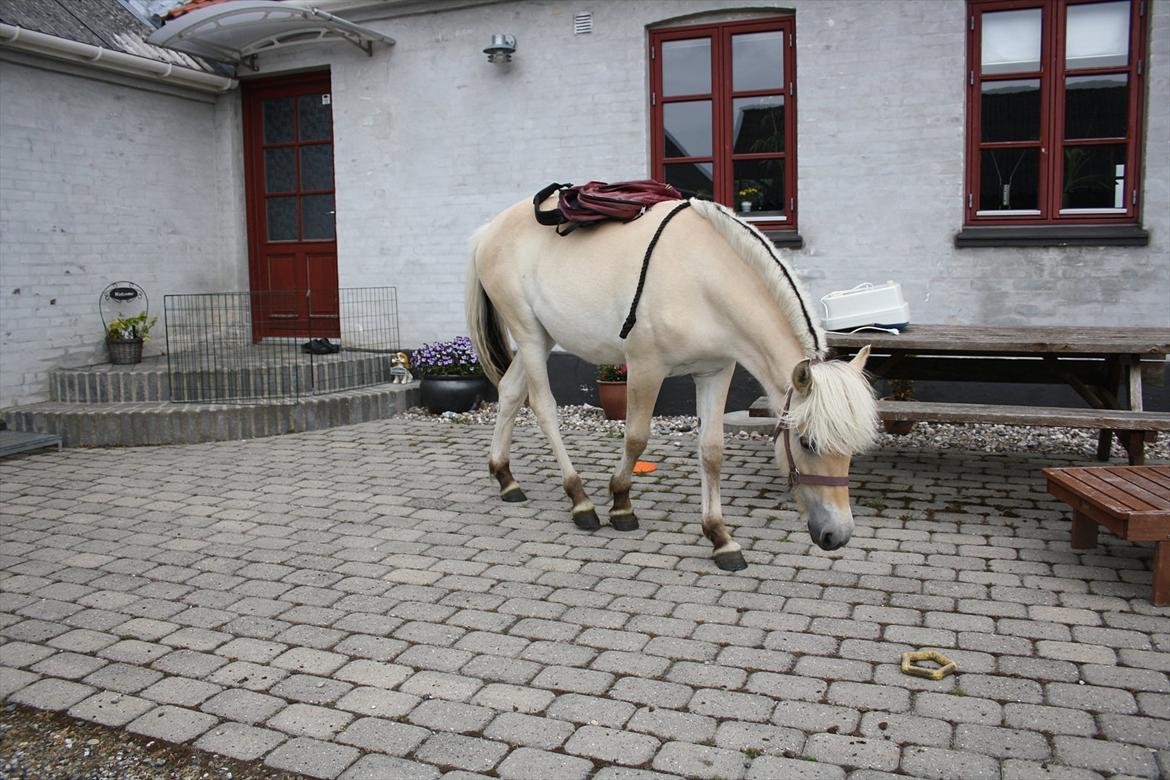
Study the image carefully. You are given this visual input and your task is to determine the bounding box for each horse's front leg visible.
[517,339,600,530]
[608,362,665,531]
[488,358,529,502]
[695,364,747,572]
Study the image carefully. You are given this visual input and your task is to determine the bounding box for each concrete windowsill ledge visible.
[954,223,1150,248]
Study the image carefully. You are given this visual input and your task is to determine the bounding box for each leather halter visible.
[772,387,852,489]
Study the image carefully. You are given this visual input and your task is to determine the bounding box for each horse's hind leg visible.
[608,361,665,531]
[517,336,600,530]
[695,364,747,572]
[489,358,529,502]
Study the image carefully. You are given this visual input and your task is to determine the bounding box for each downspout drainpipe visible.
[0,22,237,93]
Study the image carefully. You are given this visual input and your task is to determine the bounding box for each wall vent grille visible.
[573,11,593,35]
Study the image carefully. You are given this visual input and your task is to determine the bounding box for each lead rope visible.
[619,201,691,339]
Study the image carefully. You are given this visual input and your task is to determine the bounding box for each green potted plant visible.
[412,336,487,413]
[106,311,157,365]
[596,363,628,420]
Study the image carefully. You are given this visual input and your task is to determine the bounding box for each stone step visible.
[2,383,419,447]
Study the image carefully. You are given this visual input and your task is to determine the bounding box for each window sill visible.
[954,224,1149,248]
[761,229,803,249]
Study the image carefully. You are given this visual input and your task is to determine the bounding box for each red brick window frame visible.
[965,0,1147,226]
[650,17,797,231]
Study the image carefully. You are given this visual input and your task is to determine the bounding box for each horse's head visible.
[773,346,878,551]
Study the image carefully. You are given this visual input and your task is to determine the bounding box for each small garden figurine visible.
[389,352,414,384]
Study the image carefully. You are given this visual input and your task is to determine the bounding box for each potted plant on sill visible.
[596,363,628,420]
[106,311,157,365]
[883,378,915,435]
[738,185,760,213]
[412,336,488,413]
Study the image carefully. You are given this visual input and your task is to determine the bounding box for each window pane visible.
[302,194,336,240]
[264,148,296,193]
[1067,2,1129,69]
[732,31,783,92]
[982,8,1041,74]
[263,98,294,144]
[733,96,785,153]
[267,197,297,241]
[299,94,333,141]
[979,148,1039,210]
[662,39,711,96]
[1065,74,1128,139]
[981,79,1040,142]
[663,101,712,158]
[664,162,713,200]
[734,158,785,215]
[300,144,334,191]
[1063,144,1126,209]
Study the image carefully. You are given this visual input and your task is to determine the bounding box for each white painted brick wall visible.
[0,61,247,407]
[258,0,1167,350]
[2,0,1166,405]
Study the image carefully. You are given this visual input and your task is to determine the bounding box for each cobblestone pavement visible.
[1,419,1168,780]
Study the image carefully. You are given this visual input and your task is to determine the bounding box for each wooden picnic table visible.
[826,325,1170,464]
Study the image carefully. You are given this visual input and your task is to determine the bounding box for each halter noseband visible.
[772,386,852,490]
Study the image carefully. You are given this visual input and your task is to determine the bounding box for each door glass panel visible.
[1063,143,1126,209]
[734,159,785,215]
[733,96,785,153]
[299,94,333,141]
[663,100,712,158]
[981,8,1042,74]
[732,31,783,92]
[300,144,334,191]
[264,148,296,193]
[981,79,1040,142]
[1066,2,1129,69]
[662,39,711,96]
[267,197,298,241]
[664,162,713,200]
[262,98,294,143]
[302,194,336,240]
[979,148,1039,210]
[1065,74,1128,138]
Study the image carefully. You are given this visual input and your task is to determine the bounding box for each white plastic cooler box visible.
[820,282,911,332]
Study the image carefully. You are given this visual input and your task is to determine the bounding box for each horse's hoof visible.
[610,514,639,532]
[501,487,527,502]
[714,550,748,572]
[573,509,601,531]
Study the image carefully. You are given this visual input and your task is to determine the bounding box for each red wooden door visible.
[242,72,338,339]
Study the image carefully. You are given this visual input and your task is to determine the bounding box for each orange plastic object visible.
[633,461,657,474]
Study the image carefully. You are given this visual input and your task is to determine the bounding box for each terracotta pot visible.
[883,419,915,435]
[597,380,627,420]
[420,374,487,413]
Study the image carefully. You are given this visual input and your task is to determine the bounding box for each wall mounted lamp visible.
[484,34,516,63]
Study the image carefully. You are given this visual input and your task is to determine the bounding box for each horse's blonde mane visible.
[783,360,880,455]
[687,198,826,357]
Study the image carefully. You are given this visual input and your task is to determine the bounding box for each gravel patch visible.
[403,402,1169,460]
[0,703,307,780]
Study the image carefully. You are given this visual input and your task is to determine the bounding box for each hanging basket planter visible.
[106,338,144,365]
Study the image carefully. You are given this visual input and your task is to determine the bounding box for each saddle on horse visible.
[533,180,682,235]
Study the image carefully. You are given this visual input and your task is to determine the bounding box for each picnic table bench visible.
[828,325,1170,465]
[1043,465,1170,605]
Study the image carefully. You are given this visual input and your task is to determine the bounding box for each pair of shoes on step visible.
[301,338,340,355]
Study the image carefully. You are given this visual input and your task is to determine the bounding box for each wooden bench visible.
[1043,465,1170,605]
[877,401,1170,465]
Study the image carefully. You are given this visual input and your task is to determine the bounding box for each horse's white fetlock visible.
[713,540,742,556]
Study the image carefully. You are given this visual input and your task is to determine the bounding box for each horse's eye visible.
[799,436,815,452]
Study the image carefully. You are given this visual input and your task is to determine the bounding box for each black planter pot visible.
[420,374,488,413]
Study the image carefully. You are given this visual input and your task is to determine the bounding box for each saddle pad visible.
[533,180,682,229]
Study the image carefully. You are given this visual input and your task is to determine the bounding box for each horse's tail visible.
[465,223,512,386]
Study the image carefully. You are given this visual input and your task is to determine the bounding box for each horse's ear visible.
[849,345,871,372]
[792,359,813,394]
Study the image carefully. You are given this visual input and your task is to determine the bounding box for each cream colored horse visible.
[466,196,878,570]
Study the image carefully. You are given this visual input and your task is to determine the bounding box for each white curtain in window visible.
[1066,2,1129,68]
[982,8,1042,74]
